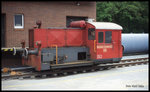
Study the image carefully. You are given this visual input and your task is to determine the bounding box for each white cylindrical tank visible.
[122,33,149,54]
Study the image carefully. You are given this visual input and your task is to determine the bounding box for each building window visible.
[14,14,24,29]
[98,32,103,43]
[105,31,112,43]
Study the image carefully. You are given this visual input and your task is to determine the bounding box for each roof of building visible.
[88,22,123,30]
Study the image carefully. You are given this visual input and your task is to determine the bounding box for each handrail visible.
[94,40,96,52]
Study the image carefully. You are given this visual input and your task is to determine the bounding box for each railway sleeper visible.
[2,60,148,80]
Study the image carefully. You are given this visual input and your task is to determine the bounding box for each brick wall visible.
[2,1,96,47]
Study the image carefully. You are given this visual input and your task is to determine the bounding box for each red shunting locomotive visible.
[21,20,123,71]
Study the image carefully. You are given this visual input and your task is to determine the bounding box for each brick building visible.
[1,1,96,48]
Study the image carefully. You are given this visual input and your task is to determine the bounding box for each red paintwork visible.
[29,28,86,48]
[66,29,85,46]
[85,23,97,59]
[69,20,86,28]
[25,20,123,71]
[95,30,122,60]
[47,29,66,47]
[22,48,42,71]
[85,22,123,60]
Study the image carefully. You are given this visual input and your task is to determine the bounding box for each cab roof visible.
[87,22,123,30]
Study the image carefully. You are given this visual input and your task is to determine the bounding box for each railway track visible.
[2,57,149,80]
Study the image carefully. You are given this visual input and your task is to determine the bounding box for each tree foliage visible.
[96,1,148,33]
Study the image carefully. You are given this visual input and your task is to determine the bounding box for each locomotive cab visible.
[86,22,123,64]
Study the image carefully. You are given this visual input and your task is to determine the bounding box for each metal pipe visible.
[28,49,38,55]
[12,47,38,56]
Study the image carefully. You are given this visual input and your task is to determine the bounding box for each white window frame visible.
[14,14,24,29]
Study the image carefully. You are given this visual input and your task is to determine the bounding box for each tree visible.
[96,1,149,33]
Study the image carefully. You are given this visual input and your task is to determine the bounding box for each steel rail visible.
[2,57,149,80]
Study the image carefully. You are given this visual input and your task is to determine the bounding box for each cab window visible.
[105,31,112,43]
[98,32,103,43]
[88,28,95,40]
